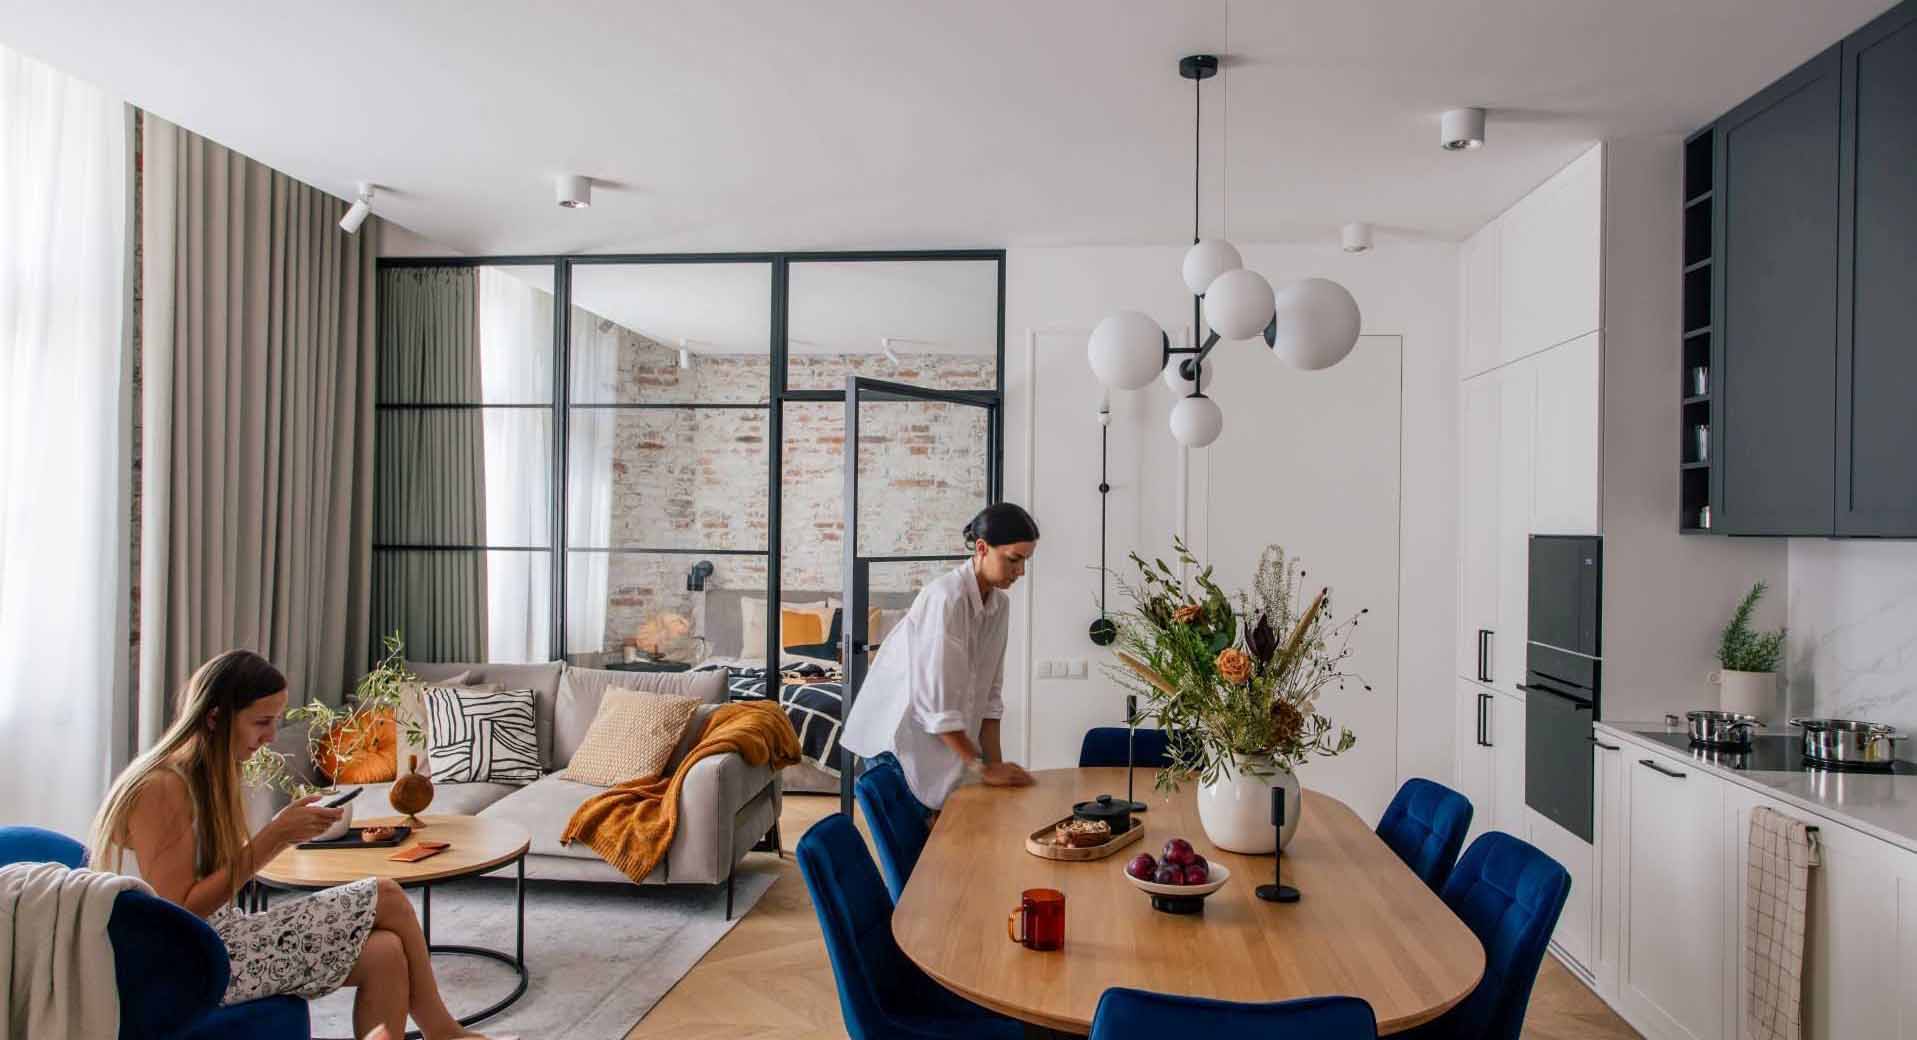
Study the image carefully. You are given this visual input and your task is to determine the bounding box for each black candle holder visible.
[1112,694,1148,814]
[1255,786,1299,903]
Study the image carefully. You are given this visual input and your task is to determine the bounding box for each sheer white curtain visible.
[478,268,554,661]
[0,45,129,833]
[565,312,619,656]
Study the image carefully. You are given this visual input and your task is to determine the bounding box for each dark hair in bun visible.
[963,502,1040,549]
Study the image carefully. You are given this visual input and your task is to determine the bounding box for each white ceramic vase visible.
[1712,668,1779,720]
[1196,755,1302,854]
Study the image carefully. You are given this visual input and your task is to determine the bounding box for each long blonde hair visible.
[90,650,287,887]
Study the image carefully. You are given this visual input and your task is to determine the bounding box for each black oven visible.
[1522,536,1601,844]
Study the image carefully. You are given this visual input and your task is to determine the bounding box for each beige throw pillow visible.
[562,687,703,787]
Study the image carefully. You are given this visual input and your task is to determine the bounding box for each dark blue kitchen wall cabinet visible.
[1710,46,1841,536]
[1697,0,1917,538]
[1837,1,1917,536]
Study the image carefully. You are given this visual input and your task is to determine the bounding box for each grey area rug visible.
[307,863,779,1039]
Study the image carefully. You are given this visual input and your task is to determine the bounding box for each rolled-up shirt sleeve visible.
[912,600,973,734]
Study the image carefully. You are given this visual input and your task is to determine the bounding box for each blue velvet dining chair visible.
[0,825,309,1040]
[1375,777,1474,892]
[1397,831,1571,1040]
[1077,727,1172,769]
[854,755,931,901]
[796,814,1022,1040]
[1089,988,1378,1039]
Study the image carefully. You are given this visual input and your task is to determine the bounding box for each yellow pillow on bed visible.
[780,608,826,648]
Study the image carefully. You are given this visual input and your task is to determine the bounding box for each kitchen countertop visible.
[1598,720,1917,856]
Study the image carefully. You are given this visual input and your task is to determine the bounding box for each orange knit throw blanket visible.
[560,700,801,883]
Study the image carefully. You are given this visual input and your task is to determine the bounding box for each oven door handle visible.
[1517,682,1595,711]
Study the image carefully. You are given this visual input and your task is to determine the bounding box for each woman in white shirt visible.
[841,503,1040,811]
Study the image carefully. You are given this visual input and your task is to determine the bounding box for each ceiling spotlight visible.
[1341,222,1373,253]
[1440,108,1486,151]
[557,174,591,209]
[338,182,374,234]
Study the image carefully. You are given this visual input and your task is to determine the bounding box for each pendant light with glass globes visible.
[1087,54,1364,449]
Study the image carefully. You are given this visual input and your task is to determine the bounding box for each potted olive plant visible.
[1714,582,1786,718]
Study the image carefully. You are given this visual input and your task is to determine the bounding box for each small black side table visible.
[603,659,692,673]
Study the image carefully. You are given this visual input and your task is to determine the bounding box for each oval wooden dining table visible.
[892,767,1485,1035]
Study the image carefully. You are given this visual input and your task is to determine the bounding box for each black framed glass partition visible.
[372,250,1005,684]
[374,262,558,663]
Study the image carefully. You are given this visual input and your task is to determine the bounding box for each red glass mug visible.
[1006,888,1065,951]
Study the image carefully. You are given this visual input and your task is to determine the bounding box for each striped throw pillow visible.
[423,686,540,785]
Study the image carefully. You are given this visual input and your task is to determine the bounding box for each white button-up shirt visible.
[839,559,1008,810]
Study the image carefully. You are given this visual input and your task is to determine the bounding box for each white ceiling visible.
[0,0,1895,254]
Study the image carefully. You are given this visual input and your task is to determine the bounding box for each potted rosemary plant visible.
[1714,582,1786,718]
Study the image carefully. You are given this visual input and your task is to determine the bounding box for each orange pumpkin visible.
[316,709,399,785]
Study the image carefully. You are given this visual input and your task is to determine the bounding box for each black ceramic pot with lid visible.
[1071,793,1133,835]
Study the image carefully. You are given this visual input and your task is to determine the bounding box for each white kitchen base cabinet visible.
[1616,744,1726,1040]
[1453,679,1498,849]
[1527,807,1596,978]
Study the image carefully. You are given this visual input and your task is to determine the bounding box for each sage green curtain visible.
[373,267,488,662]
[138,115,376,727]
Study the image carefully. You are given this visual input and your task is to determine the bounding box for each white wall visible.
[1787,540,1917,730]
[1000,242,1459,819]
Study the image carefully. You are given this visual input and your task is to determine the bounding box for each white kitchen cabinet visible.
[1452,679,1524,849]
[1493,362,1536,695]
[1528,806,1597,978]
[1591,732,1627,996]
[1530,330,1602,535]
[1500,144,1602,365]
[1456,377,1502,682]
[1461,219,1504,380]
[1617,744,1727,1040]
[1721,782,1909,1040]
[1454,679,1497,848]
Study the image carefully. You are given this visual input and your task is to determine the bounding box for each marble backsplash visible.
[1786,539,1917,732]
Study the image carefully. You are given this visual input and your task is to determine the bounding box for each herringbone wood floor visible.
[626,794,1641,1039]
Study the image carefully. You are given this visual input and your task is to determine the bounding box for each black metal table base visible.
[254,853,528,1040]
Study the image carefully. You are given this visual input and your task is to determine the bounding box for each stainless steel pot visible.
[1686,710,1764,749]
[1790,717,1900,767]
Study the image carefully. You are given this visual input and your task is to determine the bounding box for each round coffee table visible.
[255,813,531,1039]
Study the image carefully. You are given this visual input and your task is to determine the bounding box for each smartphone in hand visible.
[319,787,362,809]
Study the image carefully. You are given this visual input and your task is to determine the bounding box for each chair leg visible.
[724,870,735,920]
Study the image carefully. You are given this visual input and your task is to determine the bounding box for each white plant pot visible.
[1712,669,1780,720]
[1196,756,1301,854]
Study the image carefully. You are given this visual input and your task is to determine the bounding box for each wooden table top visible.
[257,814,530,889]
[893,768,1485,1035]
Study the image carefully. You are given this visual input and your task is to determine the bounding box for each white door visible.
[1457,376,1501,682]
[1461,220,1504,379]
[1454,678,1497,848]
[1619,746,1726,1040]
[1208,335,1401,824]
[1531,331,1602,535]
[1493,362,1536,695]
[1489,688,1527,837]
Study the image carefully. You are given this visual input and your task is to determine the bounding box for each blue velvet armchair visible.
[0,825,309,1040]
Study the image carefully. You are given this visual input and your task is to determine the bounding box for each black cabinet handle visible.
[1590,738,1621,751]
[1638,758,1687,779]
[1478,692,1493,747]
[1477,629,1494,683]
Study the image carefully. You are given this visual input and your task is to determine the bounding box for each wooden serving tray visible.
[1024,816,1144,861]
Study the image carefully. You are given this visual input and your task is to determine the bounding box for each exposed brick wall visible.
[578,320,992,654]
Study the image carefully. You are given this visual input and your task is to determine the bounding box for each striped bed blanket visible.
[703,666,845,777]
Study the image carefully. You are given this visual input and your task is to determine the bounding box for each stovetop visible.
[1641,732,1917,775]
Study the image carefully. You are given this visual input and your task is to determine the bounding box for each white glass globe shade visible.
[1203,268,1276,341]
[1268,277,1362,371]
[1181,239,1243,296]
[1087,310,1166,390]
[1169,394,1224,448]
[1161,356,1216,395]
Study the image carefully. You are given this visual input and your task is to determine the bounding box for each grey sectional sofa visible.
[356,660,781,917]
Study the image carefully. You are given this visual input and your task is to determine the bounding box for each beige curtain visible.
[372,267,488,661]
[138,114,377,734]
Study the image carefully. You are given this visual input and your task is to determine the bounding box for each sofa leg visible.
[752,817,784,857]
[725,871,735,920]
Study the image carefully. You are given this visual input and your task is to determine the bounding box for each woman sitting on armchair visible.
[90,649,503,1040]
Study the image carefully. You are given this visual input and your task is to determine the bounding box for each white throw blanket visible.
[1745,806,1821,1040]
[0,862,148,1040]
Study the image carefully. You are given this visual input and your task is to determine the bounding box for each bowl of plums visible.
[1123,837,1230,915]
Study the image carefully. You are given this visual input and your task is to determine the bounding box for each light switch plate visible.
[1035,660,1056,679]
[1069,659,1088,679]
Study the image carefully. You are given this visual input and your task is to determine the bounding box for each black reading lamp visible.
[685,560,714,592]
